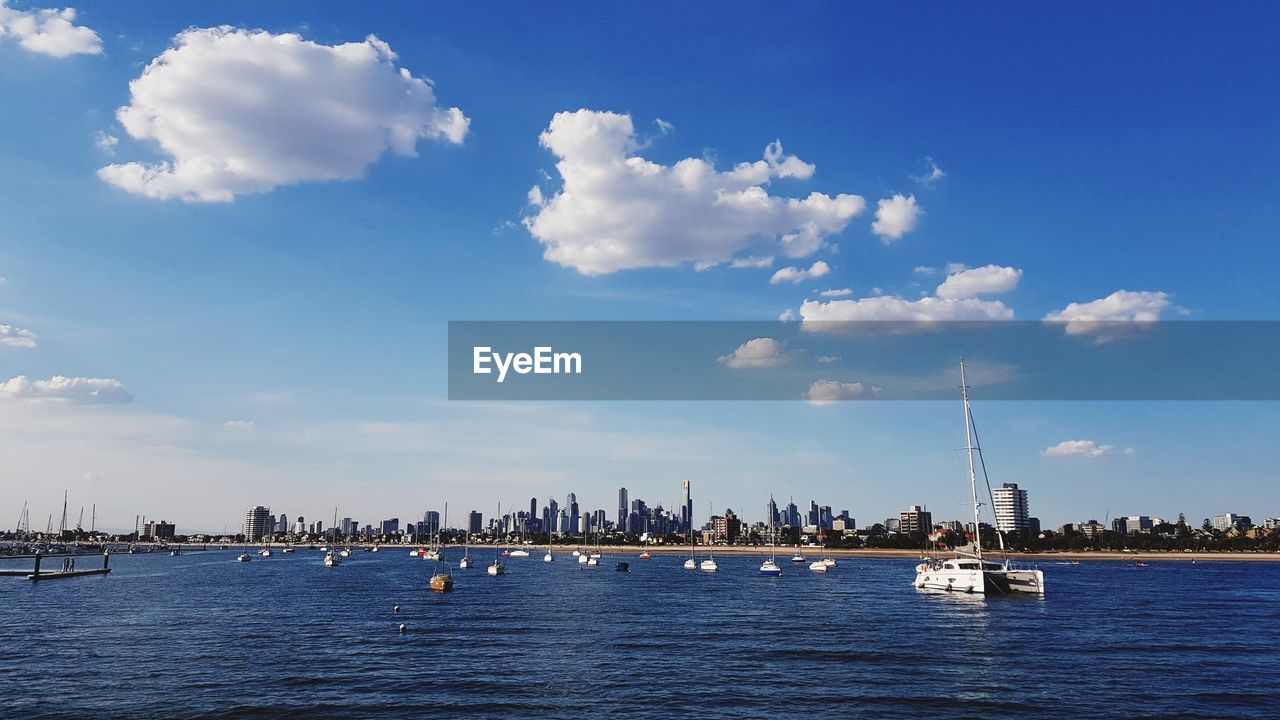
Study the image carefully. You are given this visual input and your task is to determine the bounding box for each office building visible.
[899,505,932,534]
[245,505,272,541]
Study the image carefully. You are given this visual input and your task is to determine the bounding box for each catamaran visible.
[912,361,1045,596]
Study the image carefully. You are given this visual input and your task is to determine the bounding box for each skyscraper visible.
[681,479,692,533]
[245,505,271,541]
[468,511,482,535]
[992,483,1030,532]
[617,487,628,532]
[423,510,440,537]
[899,505,932,534]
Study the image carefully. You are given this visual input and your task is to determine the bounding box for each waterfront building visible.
[992,483,1031,532]
[1212,513,1252,531]
[140,520,175,540]
[899,505,932,534]
[245,505,272,541]
[1113,516,1152,534]
[423,511,440,537]
[682,479,692,534]
[710,508,741,544]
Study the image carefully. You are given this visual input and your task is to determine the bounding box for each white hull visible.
[543,553,554,562]
[699,559,719,572]
[509,550,530,557]
[683,558,697,570]
[913,561,1044,595]
[487,563,504,576]
[459,557,471,569]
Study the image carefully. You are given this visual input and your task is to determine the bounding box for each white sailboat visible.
[236,524,252,562]
[759,507,781,576]
[684,523,697,570]
[700,504,719,572]
[487,501,506,576]
[459,512,472,569]
[913,361,1045,595]
[543,526,554,563]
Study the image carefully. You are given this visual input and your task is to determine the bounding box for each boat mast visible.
[961,360,983,561]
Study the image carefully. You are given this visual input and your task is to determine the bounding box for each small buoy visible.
[393,605,401,613]
[398,623,406,633]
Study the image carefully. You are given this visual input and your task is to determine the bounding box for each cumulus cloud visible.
[729,255,774,269]
[912,157,946,187]
[818,288,852,298]
[0,324,37,348]
[935,264,1022,300]
[717,337,795,368]
[806,379,880,404]
[98,27,469,202]
[1042,440,1133,458]
[0,374,132,404]
[770,260,830,285]
[0,1,101,57]
[524,110,866,275]
[871,194,919,242]
[799,294,1013,324]
[778,309,797,322]
[1044,290,1171,339]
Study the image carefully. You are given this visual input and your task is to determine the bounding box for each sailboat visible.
[684,521,697,570]
[913,361,1046,595]
[429,509,455,593]
[487,502,506,576]
[259,531,273,557]
[543,527,554,563]
[459,515,473,569]
[699,504,719,572]
[323,548,341,567]
[509,516,530,556]
[236,524,252,562]
[425,504,447,561]
[759,508,782,576]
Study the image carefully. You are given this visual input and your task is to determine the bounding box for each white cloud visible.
[654,117,674,135]
[799,294,1013,324]
[93,130,118,156]
[0,374,132,404]
[717,337,795,368]
[871,194,919,242]
[729,255,774,269]
[98,27,469,202]
[819,288,852,298]
[816,355,840,364]
[0,324,37,348]
[912,265,938,276]
[1043,290,1171,338]
[806,380,880,404]
[0,1,101,57]
[1042,440,1133,458]
[770,260,830,285]
[778,309,796,322]
[223,420,255,429]
[935,264,1022,300]
[524,109,866,275]
[912,157,946,186]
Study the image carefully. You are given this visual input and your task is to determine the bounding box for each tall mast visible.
[961,360,983,561]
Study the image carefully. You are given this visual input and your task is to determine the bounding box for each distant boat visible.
[169,547,181,557]
[543,531,553,563]
[460,527,472,569]
[509,549,530,557]
[759,559,782,576]
[684,530,697,569]
[615,562,630,572]
[578,552,589,565]
[822,557,837,567]
[790,551,806,563]
[587,555,599,566]
[912,362,1045,595]
[809,560,829,573]
[323,549,341,567]
[699,558,719,572]
[282,546,295,554]
[639,551,652,560]
[429,556,455,592]
[370,545,379,553]
[236,553,251,562]
[488,502,505,576]
[259,547,272,557]
[236,524,252,562]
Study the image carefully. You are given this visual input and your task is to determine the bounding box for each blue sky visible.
[1,1,1277,533]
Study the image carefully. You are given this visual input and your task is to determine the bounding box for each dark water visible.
[4,550,1278,719]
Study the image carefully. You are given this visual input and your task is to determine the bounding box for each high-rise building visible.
[992,483,1030,532]
[245,505,272,541]
[681,480,692,533]
[617,487,628,532]
[766,496,778,528]
[423,511,440,537]
[140,520,175,539]
[468,511,483,535]
[711,508,741,544]
[899,505,932,534]
[1113,516,1152,534]
[808,500,819,527]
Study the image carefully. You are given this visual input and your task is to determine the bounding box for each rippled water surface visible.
[4,550,1279,718]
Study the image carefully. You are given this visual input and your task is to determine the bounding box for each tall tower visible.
[681,479,692,533]
[617,487,628,533]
